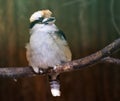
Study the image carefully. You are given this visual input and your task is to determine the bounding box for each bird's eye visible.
[38,17,44,22]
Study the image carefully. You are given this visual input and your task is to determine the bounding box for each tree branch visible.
[0,38,120,78]
[102,57,120,65]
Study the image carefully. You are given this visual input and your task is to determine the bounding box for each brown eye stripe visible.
[29,17,44,28]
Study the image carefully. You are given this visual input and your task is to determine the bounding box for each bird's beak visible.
[42,17,56,24]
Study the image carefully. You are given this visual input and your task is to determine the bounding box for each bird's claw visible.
[32,67,45,74]
[53,64,60,70]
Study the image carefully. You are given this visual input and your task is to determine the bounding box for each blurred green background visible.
[0,0,120,101]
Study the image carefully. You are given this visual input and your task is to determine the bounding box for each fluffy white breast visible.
[27,24,68,68]
[30,23,58,34]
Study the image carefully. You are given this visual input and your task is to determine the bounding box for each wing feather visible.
[51,30,72,61]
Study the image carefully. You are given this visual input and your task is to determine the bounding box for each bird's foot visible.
[32,67,44,74]
[53,65,59,70]
[32,67,39,73]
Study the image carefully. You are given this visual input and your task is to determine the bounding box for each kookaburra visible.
[26,9,72,96]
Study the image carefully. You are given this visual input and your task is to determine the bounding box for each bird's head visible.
[29,10,56,28]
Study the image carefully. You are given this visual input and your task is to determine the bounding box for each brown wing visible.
[52,30,72,61]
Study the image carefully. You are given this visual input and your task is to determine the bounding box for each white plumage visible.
[26,9,72,96]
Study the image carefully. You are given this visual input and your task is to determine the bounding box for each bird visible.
[26,9,72,96]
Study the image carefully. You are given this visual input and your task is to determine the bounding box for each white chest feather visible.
[26,24,69,68]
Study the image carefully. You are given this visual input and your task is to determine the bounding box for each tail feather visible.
[50,80,61,96]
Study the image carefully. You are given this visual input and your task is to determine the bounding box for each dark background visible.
[0,0,120,101]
